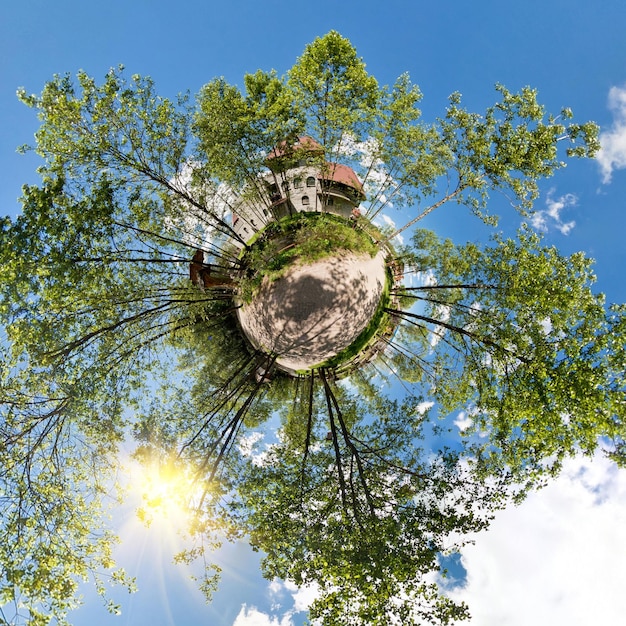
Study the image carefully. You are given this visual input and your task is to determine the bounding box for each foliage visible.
[0,29,619,626]
[233,375,509,625]
[0,365,135,625]
[387,227,625,494]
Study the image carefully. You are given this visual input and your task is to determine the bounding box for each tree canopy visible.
[1,30,622,625]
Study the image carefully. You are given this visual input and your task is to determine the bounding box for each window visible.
[302,195,310,206]
[268,183,280,202]
[306,176,316,187]
[293,177,302,189]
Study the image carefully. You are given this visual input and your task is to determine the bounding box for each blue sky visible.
[2,1,626,624]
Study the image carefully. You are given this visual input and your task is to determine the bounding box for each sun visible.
[135,459,196,529]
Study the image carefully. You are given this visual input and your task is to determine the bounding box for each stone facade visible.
[231,138,365,244]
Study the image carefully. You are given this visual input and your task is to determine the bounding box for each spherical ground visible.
[237,251,387,373]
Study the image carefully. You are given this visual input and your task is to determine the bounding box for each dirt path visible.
[237,251,387,372]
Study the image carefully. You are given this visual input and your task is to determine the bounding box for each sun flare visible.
[136,460,196,529]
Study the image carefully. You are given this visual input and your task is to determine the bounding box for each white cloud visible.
[237,431,264,457]
[376,213,403,244]
[529,190,577,235]
[166,161,237,249]
[598,84,626,183]
[381,214,396,228]
[447,452,626,625]
[267,579,284,597]
[416,400,435,415]
[429,304,451,348]
[232,606,293,626]
[282,580,320,612]
[232,579,318,626]
[538,316,553,336]
[454,411,473,432]
[403,268,436,289]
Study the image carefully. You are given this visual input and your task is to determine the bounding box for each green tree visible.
[233,374,507,625]
[1,30,620,625]
[0,363,135,625]
[386,228,625,492]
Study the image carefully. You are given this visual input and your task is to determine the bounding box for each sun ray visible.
[134,457,197,533]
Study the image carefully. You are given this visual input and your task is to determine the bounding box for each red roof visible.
[321,163,366,200]
[267,136,323,161]
[266,137,365,201]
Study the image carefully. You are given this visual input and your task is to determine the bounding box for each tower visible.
[231,136,366,243]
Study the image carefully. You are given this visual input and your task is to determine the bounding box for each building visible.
[231,136,366,243]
